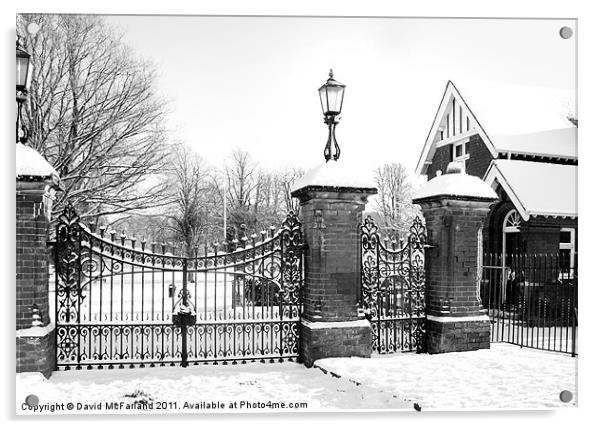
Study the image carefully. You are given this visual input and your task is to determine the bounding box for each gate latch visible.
[172,303,196,326]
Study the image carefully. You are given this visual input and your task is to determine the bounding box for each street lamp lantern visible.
[16,37,33,144]
[318,69,346,116]
[16,40,32,96]
[318,69,346,162]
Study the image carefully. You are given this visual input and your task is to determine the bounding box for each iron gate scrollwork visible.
[55,204,303,369]
[360,216,427,354]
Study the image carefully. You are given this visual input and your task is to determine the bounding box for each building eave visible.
[484,162,530,221]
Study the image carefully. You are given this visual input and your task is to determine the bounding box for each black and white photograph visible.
[9,2,591,419]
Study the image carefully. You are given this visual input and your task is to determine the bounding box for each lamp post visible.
[16,37,32,145]
[318,69,346,162]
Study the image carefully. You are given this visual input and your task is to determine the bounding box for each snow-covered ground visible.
[16,343,577,414]
[16,362,411,415]
[316,343,577,410]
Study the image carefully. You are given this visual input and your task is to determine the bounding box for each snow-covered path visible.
[16,362,411,414]
[315,343,577,410]
[16,343,577,414]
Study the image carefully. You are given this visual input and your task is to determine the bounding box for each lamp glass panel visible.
[326,85,344,114]
[16,55,29,88]
[318,86,328,114]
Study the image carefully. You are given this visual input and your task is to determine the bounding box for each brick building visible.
[415,80,577,273]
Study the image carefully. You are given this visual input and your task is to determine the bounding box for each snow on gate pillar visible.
[16,143,62,378]
[291,162,377,367]
[413,163,498,354]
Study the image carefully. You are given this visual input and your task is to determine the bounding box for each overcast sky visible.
[104,16,576,173]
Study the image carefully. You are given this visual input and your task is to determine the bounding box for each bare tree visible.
[165,145,212,255]
[109,214,172,246]
[224,149,260,239]
[255,167,304,229]
[374,163,422,238]
[279,168,304,216]
[18,14,170,220]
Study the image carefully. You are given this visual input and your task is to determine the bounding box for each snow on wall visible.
[413,167,497,201]
[291,160,376,192]
[16,322,55,338]
[16,143,59,180]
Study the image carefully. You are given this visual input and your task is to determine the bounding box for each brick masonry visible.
[16,179,57,377]
[16,181,53,330]
[16,328,56,378]
[426,318,490,353]
[291,185,377,366]
[415,191,496,354]
[299,321,372,367]
[292,187,377,322]
[419,198,495,317]
[427,134,493,180]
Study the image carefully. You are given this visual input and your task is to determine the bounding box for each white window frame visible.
[453,140,470,170]
[559,227,575,280]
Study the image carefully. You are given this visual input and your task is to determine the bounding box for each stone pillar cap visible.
[16,143,62,189]
[413,162,497,203]
[291,160,377,195]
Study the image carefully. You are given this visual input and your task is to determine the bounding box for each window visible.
[502,209,521,271]
[452,140,470,170]
[559,228,575,279]
[455,144,463,158]
[503,210,522,233]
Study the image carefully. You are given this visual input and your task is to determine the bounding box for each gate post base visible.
[300,319,372,367]
[16,324,56,379]
[426,315,490,354]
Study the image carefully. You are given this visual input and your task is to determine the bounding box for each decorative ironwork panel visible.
[360,216,427,354]
[55,204,303,369]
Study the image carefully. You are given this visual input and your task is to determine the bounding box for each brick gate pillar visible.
[16,144,61,378]
[413,163,498,353]
[291,163,377,366]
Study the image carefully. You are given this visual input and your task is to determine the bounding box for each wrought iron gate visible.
[55,205,303,369]
[360,216,427,353]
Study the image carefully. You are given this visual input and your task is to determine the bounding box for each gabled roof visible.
[416,80,576,174]
[484,159,577,220]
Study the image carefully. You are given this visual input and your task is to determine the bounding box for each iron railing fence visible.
[481,252,578,356]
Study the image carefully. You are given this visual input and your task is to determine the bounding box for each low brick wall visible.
[300,321,372,367]
[426,319,490,354]
[16,328,56,378]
